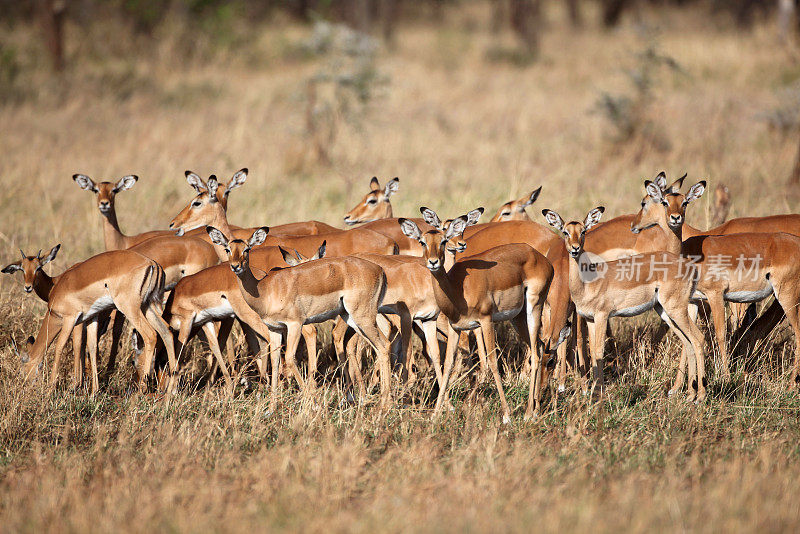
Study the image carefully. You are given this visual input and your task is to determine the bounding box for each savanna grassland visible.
[2,2,800,532]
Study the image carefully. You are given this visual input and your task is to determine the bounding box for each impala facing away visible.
[16,249,176,394]
[400,208,556,422]
[544,207,707,401]
[206,226,393,411]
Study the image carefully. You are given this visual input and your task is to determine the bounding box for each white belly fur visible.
[79,295,115,322]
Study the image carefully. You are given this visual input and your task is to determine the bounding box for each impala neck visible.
[428,266,466,323]
[681,222,702,239]
[33,271,55,303]
[209,212,237,262]
[566,253,589,307]
[101,208,128,251]
[651,207,683,254]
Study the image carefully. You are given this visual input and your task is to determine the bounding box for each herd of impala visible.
[3,169,800,422]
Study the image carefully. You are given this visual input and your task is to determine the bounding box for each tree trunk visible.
[40,0,66,72]
[510,0,540,57]
[779,0,796,42]
[790,128,800,185]
[602,0,629,28]
[567,0,582,28]
[380,0,399,45]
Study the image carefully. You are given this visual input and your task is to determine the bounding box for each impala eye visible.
[192,201,202,208]
[502,211,511,217]
[367,198,377,205]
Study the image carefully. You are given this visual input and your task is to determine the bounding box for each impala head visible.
[206,225,268,275]
[185,168,247,210]
[631,177,705,233]
[343,176,399,225]
[399,207,483,272]
[490,186,542,222]
[73,174,138,215]
[2,244,60,294]
[542,207,605,259]
[13,335,37,376]
[434,208,484,255]
[279,240,327,267]
[170,171,239,235]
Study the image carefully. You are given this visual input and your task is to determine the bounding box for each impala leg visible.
[267,330,283,413]
[216,318,236,371]
[71,326,85,391]
[346,328,366,400]
[283,323,307,393]
[523,304,545,421]
[25,312,62,382]
[85,320,101,395]
[479,319,511,423]
[49,315,77,393]
[589,314,608,398]
[707,295,730,381]
[105,310,125,379]
[202,321,233,391]
[772,290,800,388]
[349,316,392,409]
[396,305,414,383]
[658,301,705,402]
[434,323,460,416]
[421,319,444,387]
[301,324,317,388]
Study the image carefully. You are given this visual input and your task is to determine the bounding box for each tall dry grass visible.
[3,3,800,532]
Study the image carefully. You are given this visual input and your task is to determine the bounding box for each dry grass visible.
[3,3,800,532]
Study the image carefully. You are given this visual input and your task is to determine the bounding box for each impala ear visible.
[667,173,687,194]
[383,177,399,199]
[445,216,468,241]
[398,218,423,241]
[1,262,22,274]
[73,174,98,193]
[465,207,484,226]
[684,181,706,206]
[19,248,26,260]
[583,207,605,230]
[205,226,228,248]
[522,186,542,208]
[279,247,300,267]
[653,171,667,192]
[114,175,138,193]
[248,226,269,248]
[542,209,565,233]
[225,168,248,196]
[206,175,219,202]
[41,244,60,266]
[645,180,664,204]
[419,207,442,229]
[185,171,206,193]
[369,176,380,191]
[312,240,327,260]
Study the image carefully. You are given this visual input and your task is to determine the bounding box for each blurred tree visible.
[567,0,582,27]
[778,0,797,41]
[791,131,800,185]
[602,0,631,27]
[39,0,66,72]
[510,0,541,57]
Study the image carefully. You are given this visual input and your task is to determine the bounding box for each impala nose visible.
[569,246,580,258]
[427,259,441,271]
[24,285,32,293]
[230,264,244,275]
[669,215,683,227]
[99,201,111,212]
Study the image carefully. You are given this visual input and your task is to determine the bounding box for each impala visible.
[488,186,542,222]
[544,207,707,401]
[332,207,485,395]
[632,181,800,393]
[400,208,555,422]
[164,243,325,390]
[169,174,395,260]
[2,245,93,386]
[17,249,176,394]
[182,170,341,239]
[206,226,393,411]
